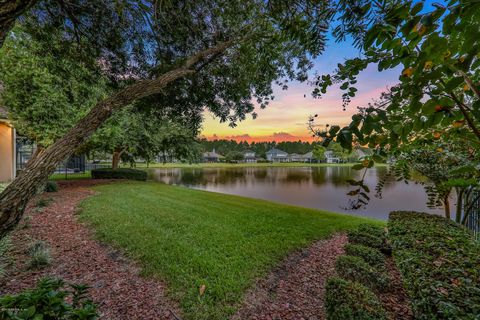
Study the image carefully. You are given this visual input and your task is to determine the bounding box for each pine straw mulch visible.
[0,179,181,320]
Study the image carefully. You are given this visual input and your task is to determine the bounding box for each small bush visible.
[0,277,98,319]
[336,255,390,292]
[28,241,52,269]
[36,198,52,208]
[325,277,387,320]
[344,243,385,268]
[45,181,58,192]
[348,224,391,254]
[389,211,480,319]
[91,168,147,181]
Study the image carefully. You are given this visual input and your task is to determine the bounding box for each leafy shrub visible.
[91,168,147,181]
[389,211,480,319]
[344,243,385,268]
[45,181,58,192]
[0,277,98,319]
[348,224,391,254]
[27,241,52,269]
[335,255,390,292]
[325,277,387,320]
[36,198,52,208]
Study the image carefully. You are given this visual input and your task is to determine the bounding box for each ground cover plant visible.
[325,277,386,320]
[347,224,391,254]
[79,182,380,319]
[389,211,480,319]
[335,255,390,292]
[0,277,97,319]
[344,243,385,268]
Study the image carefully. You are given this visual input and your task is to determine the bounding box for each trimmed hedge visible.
[325,277,387,320]
[347,224,391,254]
[389,211,480,319]
[91,168,147,181]
[335,255,390,292]
[344,243,385,268]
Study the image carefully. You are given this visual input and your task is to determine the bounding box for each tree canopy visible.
[0,0,336,236]
[309,0,480,213]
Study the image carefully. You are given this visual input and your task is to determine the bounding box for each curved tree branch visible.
[0,39,236,237]
[0,0,38,47]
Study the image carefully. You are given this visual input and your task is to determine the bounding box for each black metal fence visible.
[464,189,480,240]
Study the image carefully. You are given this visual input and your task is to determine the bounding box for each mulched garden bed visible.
[381,257,413,319]
[233,233,347,320]
[0,179,181,320]
[233,232,412,320]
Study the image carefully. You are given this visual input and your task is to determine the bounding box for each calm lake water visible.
[149,166,446,220]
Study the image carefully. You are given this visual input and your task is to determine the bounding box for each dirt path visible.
[1,180,181,320]
[233,233,347,320]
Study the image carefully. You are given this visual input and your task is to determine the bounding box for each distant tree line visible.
[200,139,348,159]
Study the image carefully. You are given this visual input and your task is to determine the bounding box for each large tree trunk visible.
[0,39,234,237]
[111,147,125,169]
[0,0,38,47]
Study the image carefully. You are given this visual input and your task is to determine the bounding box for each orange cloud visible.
[204,132,315,143]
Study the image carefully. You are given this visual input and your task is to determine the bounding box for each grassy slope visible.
[79,182,381,320]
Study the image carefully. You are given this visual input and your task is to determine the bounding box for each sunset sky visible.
[201,37,401,142]
[201,1,438,142]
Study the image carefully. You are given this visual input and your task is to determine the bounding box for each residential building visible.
[324,150,340,163]
[265,148,289,162]
[0,107,16,182]
[302,151,314,163]
[288,153,304,162]
[202,149,225,163]
[0,106,87,181]
[243,150,256,163]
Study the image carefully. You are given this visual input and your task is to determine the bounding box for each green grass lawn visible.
[79,182,382,320]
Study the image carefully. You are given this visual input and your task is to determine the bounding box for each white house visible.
[0,106,16,182]
[243,150,256,163]
[302,151,314,163]
[265,148,289,162]
[288,153,304,162]
[324,150,340,163]
[202,149,225,163]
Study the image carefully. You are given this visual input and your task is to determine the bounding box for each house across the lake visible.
[288,153,304,162]
[265,148,289,162]
[302,151,314,163]
[243,150,256,163]
[0,107,16,182]
[203,149,225,163]
[325,150,340,163]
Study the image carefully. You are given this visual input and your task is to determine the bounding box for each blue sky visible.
[202,0,441,142]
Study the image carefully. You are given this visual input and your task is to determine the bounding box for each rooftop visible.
[266,148,288,155]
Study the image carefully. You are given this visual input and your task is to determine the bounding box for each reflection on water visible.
[149,166,445,220]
